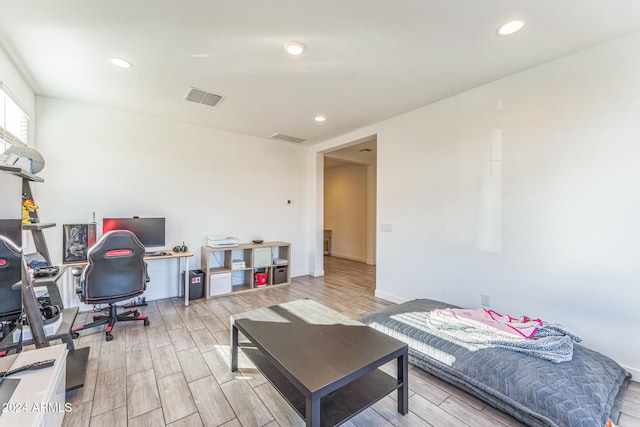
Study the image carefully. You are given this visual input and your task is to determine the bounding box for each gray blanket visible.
[361,299,631,427]
[423,310,582,363]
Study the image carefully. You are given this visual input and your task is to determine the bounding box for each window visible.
[0,83,30,151]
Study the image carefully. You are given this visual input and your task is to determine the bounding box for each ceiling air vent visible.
[184,87,224,107]
[270,133,306,144]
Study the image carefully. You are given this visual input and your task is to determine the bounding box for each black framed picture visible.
[62,224,96,264]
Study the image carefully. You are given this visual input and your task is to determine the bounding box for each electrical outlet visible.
[481,294,491,307]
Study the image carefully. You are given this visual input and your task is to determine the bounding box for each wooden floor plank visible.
[168,327,197,352]
[201,346,235,385]
[220,377,274,427]
[349,406,395,427]
[176,346,213,383]
[128,408,166,427]
[97,336,126,373]
[162,311,187,331]
[439,395,509,427]
[157,372,198,424]
[127,368,161,419]
[253,382,305,427]
[61,401,92,427]
[408,394,471,427]
[126,342,154,376]
[90,406,127,427]
[188,375,236,427]
[619,413,640,427]
[125,322,150,347]
[167,412,205,427]
[146,324,172,349]
[91,367,126,416]
[372,395,434,427]
[150,343,182,379]
[190,327,219,353]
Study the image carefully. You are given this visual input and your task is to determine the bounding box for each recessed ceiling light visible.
[497,20,524,36]
[109,57,133,69]
[285,41,307,56]
[314,116,326,122]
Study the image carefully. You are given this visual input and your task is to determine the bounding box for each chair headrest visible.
[88,230,145,262]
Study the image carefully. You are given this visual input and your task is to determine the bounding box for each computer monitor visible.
[102,217,166,248]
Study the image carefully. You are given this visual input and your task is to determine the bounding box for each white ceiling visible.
[1,1,640,146]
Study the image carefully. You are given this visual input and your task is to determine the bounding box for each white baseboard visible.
[292,269,313,278]
[329,252,366,263]
[374,290,410,304]
[306,269,325,277]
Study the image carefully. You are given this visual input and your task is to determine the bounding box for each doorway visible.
[322,137,377,283]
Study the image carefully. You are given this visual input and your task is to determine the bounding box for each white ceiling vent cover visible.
[184,87,224,107]
[270,133,306,143]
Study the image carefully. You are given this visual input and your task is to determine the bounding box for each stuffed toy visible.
[22,198,39,224]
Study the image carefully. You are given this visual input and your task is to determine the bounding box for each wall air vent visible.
[184,87,224,107]
[270,133,306,144]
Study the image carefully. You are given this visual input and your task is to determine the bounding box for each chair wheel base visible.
[144,319,150,326]
[105,332,113,341]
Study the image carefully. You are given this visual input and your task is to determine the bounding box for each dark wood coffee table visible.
[231,299,408,427]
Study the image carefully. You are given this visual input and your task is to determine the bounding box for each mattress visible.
[360,299,631,427]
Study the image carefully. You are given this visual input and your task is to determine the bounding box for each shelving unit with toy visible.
[0,164,89,390]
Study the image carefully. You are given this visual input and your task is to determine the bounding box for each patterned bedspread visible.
[361,299,630,427]
[422,309,581,363]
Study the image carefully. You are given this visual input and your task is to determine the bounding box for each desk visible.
[0,344,68,427]
[62,250,194,307]
[144,250,194,306]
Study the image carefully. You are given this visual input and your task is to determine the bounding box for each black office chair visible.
[0,236,23,347]
[71,230,150,341]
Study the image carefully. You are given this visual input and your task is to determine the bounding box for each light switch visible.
[380,223,392,232]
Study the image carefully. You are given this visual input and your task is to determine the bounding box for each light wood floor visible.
[62,256,640,427]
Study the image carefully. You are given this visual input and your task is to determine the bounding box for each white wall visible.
[324,163,367,261]
[35,97,309,299]
[0,172,22,218]
[311,32,640,377]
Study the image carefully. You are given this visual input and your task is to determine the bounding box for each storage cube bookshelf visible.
[201,241,290,297]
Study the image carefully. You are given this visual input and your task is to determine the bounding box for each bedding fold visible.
[424,307,582,363]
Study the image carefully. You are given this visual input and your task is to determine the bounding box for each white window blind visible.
[0,83,30,151]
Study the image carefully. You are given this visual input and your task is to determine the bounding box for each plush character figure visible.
[22,198,39,224]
